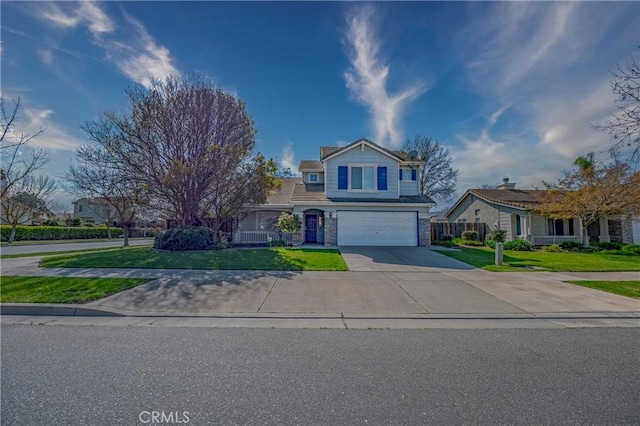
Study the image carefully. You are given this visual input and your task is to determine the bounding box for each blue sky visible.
[2,1,638,210]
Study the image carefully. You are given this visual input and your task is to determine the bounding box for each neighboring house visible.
[445,178,638,245]
[73,198,117,225]
[235,138,436,246]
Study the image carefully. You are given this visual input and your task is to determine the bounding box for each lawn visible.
[434,247,640,272]
[566,280,640,299]
[0,276,150,303]
[40,247,348,271]
[0,246,124,259]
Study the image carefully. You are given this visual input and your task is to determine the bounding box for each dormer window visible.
[308,173,319,183]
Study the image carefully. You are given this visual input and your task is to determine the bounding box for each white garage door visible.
[337,211,418,246]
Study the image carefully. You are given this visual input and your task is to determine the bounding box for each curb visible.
[1,304,123,317]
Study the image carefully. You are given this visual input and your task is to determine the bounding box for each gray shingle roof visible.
[298,160,323,171]
[291,183,328,202]
[328,195,435,204]
[264,178,302,205]
[468,189,546,209]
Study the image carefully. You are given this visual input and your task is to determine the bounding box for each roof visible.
[264,177,302,205]
[328,195,435,204]
[445,188,546,217]
[298,160,323,172]
[320,138,407,162]
[291,183,327,202]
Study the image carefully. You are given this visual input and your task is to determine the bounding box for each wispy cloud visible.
[37,49,54,65]
[279,143,299,176]
[343,6,426,148]
[38,1,114,36]
[34,1,178,88]
[449,2,637,192]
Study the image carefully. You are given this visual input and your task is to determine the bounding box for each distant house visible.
[234,138,436,246]
[445,178,638,245]
[72,198,117,225]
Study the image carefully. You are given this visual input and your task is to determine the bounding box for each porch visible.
[234,231,293,244]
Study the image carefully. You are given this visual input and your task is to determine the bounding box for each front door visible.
[305,215,317,243]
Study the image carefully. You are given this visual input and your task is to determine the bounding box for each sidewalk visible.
[1,255,638,328]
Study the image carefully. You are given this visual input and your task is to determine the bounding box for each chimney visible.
[497,177,516,190]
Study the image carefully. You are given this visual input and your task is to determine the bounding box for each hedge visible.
[1,225,123,241]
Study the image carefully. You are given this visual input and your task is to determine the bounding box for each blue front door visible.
[305,215,317,243]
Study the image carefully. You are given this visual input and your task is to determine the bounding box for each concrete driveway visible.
[339,246,475,271]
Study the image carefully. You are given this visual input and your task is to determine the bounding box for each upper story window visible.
[78,205,83,212]
[399,168,417,181]
[351,166,374,190]
[474,209,480,216]
[338,164,387,191]
[308,173,319,183]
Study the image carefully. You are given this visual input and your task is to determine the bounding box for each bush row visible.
[1,225,123,241]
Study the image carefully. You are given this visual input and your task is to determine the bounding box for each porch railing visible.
[531,235,581,246]
[236,231,293,244]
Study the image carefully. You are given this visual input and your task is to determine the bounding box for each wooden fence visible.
[431,222,489,242]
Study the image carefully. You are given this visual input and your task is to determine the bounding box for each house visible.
[234,138,436,246]
[445,178,638,245]
[73,198,117,225]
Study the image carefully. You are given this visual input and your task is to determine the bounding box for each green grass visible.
[0,246,125,259]
[0,276,150,303]
[0,237,150,246]
[40,247,348,271]
[566,280,640,299]
[434,247,640,272]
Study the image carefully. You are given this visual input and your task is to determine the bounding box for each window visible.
[457,218,467,223]
[257,211,280,231]
[475,217,481,223]
[474,209,480,216]
[399,169,417,181]
[308,173,319,183]
[516,215,522,235]
[78,205,83,212]
[350,166,375,190]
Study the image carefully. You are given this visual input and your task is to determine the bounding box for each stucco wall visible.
[447,195,499,226]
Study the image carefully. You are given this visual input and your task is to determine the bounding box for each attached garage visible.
[337,211,418,246]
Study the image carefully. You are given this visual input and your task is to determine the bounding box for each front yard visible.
[39,247,348,271]
[0,276,150,303]
[434,247,640,272]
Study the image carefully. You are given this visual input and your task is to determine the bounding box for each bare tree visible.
[64,145,144,247]
[594,53,640,162]
[1,175,55,242]
[1,96,54,242]
[82,75,277,234]
[403,136,458,202]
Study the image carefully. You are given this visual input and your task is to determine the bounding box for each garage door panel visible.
[338,211,417,246]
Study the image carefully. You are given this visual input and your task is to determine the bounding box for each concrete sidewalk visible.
[2,246,639,329]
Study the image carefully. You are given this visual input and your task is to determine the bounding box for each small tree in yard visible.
[277,213,301,243]
[534,156,640,246]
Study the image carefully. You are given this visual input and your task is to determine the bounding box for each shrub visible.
[64,217,83,227]
[560,241,583,250]
[461,230,478,241]
[504,239,533,251]
[42,219,61,226]
[0,225,122,241]
[154,227,215,251]
[461,240,484,246]
[593,241,623,251]
[485,240,496,249]
[437,240,454,247]
[487,229,506,243]
[621,244,640,256]
[268,240,287,247]
[441,234,453,241]
[541,244,562,252]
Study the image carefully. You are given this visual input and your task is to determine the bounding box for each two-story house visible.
[235,138,436,246]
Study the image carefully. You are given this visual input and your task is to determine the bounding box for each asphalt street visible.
[2,326,638,425]
[0,238,153,255]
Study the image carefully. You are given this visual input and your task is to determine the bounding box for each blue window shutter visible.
[338,166,348,190]
[377,167,387,190]
[411,169,417,181]
[399,169,403,181]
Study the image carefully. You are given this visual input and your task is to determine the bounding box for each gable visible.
[322,139,404,163]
